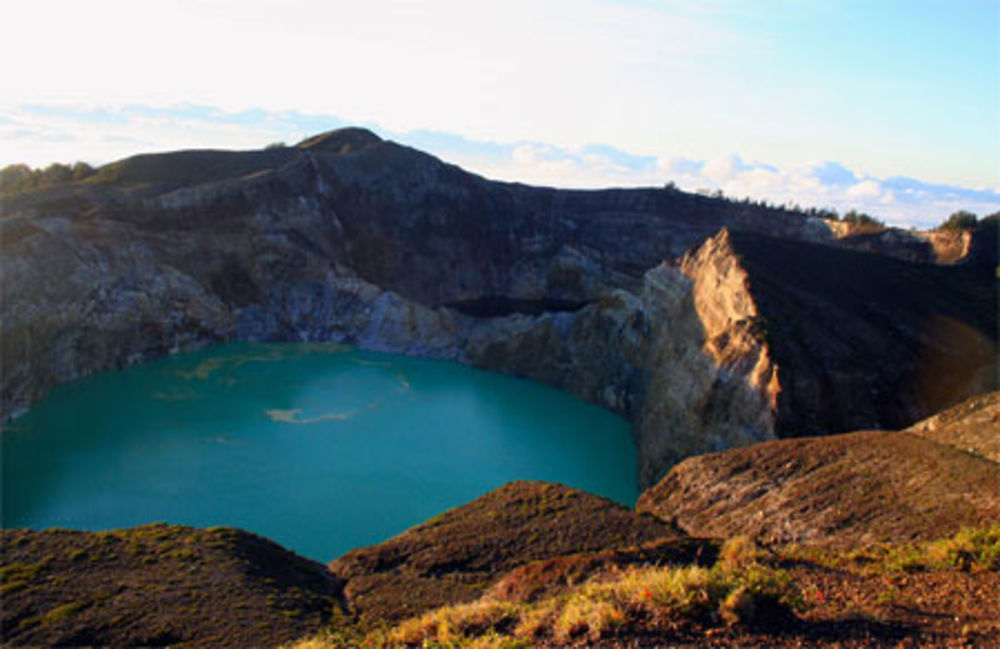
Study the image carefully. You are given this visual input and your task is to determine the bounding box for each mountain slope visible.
[328,481,680,622]
[2,128,996,488]
[908,390,1000,462]
[636,392,1000,545]
[724,230,997,435]
[0,524,343,648]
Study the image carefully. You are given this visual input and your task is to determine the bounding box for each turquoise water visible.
[1,343,635,562]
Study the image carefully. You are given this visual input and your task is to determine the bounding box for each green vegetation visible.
[937,210,978,230]
[0,161,96,194]
[841,209,885,228]
[784,524,1000,575]
[38,600,90,625]
[297,527,1000,648]
[0,558,51,597]
[805,207,840,221]
[917,525,1000,572]
[16,600,91,632]
[1,524,344,647]
[0,559,49,583]
[936,210,1000,231]
[873,525,1000,574]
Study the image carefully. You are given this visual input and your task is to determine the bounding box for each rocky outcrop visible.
[454,245,782,487]
[908,391,1000,463]
[472,227,997,485]
[636,394,1000,545]
[2,128,996,488]
[822,220,977,264]
[632,231,781,485]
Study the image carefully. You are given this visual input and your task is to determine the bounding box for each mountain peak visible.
[296,127,383,154]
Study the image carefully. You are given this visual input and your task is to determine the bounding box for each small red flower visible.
[644,587,652,600]
[815,589,825,603]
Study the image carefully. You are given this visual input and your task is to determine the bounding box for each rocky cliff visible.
[823,220,976,264]
[2,128,996,487]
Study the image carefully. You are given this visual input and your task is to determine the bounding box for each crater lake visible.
[1,343,636,561]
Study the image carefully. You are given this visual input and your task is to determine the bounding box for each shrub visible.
[925,525,1000,571]
[718,535,765,571]
[877,524,1000,574]
[0,161,96,194]
[937,210,979,231]
[842,209,885,228]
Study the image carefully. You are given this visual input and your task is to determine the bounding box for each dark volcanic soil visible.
[1,524,343,648]
[329,480,679,623]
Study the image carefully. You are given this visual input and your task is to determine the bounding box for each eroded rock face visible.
[724,230,997,437]
[908,391,1000,463]
[2,129,996,488]
[634,231,780,485]
[636,393,1000,545]
[821,220,975,264]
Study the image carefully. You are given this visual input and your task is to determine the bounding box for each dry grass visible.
[551,596,624,643]
[291,549,801,648]
[717,535,765,570]
[386,599,519,646]
[783,523,1000,576]
[288,526,1000,648]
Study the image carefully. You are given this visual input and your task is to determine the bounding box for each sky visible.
[2,0,998,228]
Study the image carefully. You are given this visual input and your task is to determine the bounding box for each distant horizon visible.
[2,103,998,230]
[4,0,998,230]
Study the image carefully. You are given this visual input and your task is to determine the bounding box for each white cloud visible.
[702,154,751,183]
[846,180,883,198]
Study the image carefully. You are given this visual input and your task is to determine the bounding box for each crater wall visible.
[2,129,995,487]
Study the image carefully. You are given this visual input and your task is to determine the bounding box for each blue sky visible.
[3,0,998,227]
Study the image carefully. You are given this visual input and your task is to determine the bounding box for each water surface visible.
[1,343,635,561]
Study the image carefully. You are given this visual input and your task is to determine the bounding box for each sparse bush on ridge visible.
[388,599,520,646]
[0,161,96,194]
[933,210,1000,232]
[841,209,885,229]
[937,210,979,231]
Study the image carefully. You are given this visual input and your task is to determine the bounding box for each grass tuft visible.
[290,549,804,647]
[924,524,1000,571]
